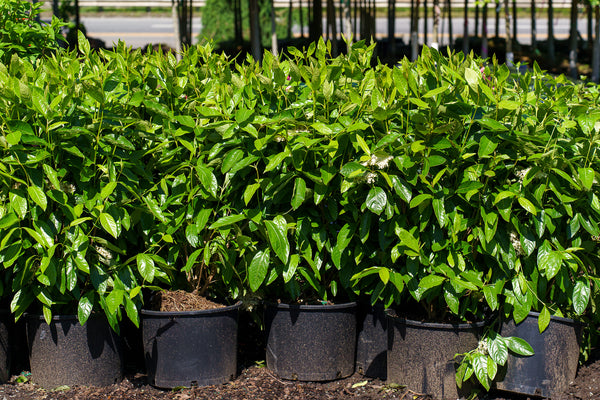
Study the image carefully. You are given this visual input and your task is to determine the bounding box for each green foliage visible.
[0,0,67,64]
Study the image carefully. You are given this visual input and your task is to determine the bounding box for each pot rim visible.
[141,300,242,317]
[265,301,357,311]
[521,310,579,326]
[385,309,487,330]
[24,313,100,322]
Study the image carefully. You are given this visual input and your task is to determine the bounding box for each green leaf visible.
[366,186,387,215]
[409,193,432,208]
[332,223,353,268]
[291,178,306,210]
[248,250,270,292]
[464,67,481,91]
[143,196,166,223]
[78,30,90,55]
[243,183,260,205]
[432,197,447,227]
[78,291,94,325]
[311,122,333,135]
[472,354,490,390]
[518,197,537,216]
[8,191,27,219]
[106,289,124,315]
[488,335,508,366]
[398,228,420,255]
[196,165,218,198]
[355,134,371,155]
[419,275,446,290]
[537,241,562,279]
[505,336,534,356]
[136,254,155,283]
[43,165,61,191]
[265,150,290,173]
[100,182,117,199]
[538,306,551,333]
[573,278,590,315]
[498,100,520,110]
[99,213,119,239]
[209,214,246,230]
[578,167,594,190]
[27,185,47,211]
[478,134,498,158]
[265,216,289,264]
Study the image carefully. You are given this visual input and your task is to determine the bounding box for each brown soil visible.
[149,291,224,312]
[1,351,600,400]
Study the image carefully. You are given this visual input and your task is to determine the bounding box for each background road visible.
[81,15,587,49]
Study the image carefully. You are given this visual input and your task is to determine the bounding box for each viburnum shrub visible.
[0,0,67,65]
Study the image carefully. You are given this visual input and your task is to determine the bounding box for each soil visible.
[149,291,224,312]
[1,347,599,400]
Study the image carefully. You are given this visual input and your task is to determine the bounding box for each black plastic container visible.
[386,311,485,400]
[142,301,241,389]
[355,303,387,379]
[26,314,123,389]
[496,311,580,398]
[265,302,357,381]
[0,310,10,383]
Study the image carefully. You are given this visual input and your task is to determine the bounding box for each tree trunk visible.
[512,0,517,43]
[495,0,500,37]
[327,0,338,55]
[342,0,352,50]
[271,0,278,55]
[447,0,453,48]
[388,0,396,56]
[424,0,428,45]
[463,0,469,54]
[531,0,536,51]
[249,0,262,61]
[592,5,600,83]
[475,3,479,37]
[569,0,578,78]
[548,0,555,63]
[482,2,488,57]
[505,0,513,64]
[172,0,181,57]
[311,0,323,41]
[235,0,243,44]
[587,2,593,50]
[411,0,420,59]
[432,0,440,49]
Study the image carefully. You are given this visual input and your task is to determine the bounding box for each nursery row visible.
[0,9,600,397]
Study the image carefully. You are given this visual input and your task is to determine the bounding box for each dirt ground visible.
[0,349,598,400]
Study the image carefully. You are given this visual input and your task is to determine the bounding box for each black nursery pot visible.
[355,303,387,379]
[142,301,241,389]
[265,302,357,381]
[0,310,10,383]
[26,314,123,389]
[386,311,485,400]
[496,311,580,398]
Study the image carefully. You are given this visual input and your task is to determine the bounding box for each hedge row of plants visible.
[1,2,600,391]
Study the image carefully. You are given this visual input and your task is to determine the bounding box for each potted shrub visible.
[459,68,600,398]
[235,40,394,381]
[0,34,169,388]
[346,47,510,399]
[136,44,247,389]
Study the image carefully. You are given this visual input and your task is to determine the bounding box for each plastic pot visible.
[0,310,10,383]
[142,301,241,389]
[26,314,123,389]
[496,311,580,398]
[265,302,357,381]
[356,303,387,379]
[386,311,485,400]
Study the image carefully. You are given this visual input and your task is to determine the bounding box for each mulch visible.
[0,351,599,400]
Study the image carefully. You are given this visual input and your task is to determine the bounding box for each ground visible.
[0,350,598,400]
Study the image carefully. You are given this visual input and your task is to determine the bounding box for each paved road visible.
[81,15,589,49]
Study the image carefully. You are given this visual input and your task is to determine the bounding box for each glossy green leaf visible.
[78,291,94,325]
[27,185,47,211]
[573,278,590,315]
[248,250,270,292]
[99,213,119,239]
[209,214,246,230]
[538,306,551,333]
[136,253,155,283]
[366,186,387,215]
[578,167,594,190]
[505,336,534,356]
[265,216,289,264]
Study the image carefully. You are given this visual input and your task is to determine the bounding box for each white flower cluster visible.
[363,154,393,170]
[477,339,489,355]
[509,231,524,256]
[94,245,114,263]
[515,167,531,184]
[60,182,76,194]
[274,135,286,142]
[365,172,377,184]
